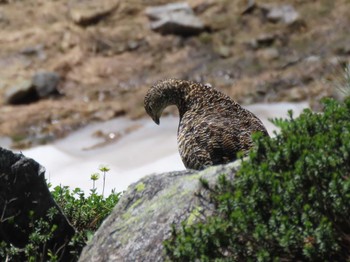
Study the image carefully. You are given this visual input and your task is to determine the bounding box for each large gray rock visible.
[79,161,241,262]
[145,2,205,36]
[0,147,75,260]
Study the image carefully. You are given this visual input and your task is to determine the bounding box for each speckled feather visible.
[144,79,269,170]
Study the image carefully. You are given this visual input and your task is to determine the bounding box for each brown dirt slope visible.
[0,0,349,148]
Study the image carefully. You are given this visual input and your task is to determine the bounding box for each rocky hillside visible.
[0,0,349,148]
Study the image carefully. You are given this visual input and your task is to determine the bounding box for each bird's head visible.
[144,86,165,125]
[144,79,186,125]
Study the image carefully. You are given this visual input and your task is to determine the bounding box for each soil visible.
[0,0,349,148]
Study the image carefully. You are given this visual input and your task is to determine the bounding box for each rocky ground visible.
[0,0,349,148]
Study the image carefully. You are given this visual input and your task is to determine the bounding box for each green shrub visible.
[0,185,121,261]
[0,207,63,262]
[164,97,350,261]
[51,186,122,258]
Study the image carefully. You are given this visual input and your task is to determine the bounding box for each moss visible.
[130,198,143,210]
[186,207,202,226]
[183,172,202,181]
[121,211,132,222]
[135,182,145,192]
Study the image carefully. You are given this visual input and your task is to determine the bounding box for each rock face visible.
[79,161,241,262]
[145,2,205,36]
[0,147,75,260]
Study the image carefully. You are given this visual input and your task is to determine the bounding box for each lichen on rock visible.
[78,161,242,262]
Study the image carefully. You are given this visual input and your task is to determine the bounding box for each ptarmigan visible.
[144,79,269,170]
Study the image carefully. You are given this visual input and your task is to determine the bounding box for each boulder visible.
[145,2,205,36]
[79,161,241,262]
[0,147,75,260]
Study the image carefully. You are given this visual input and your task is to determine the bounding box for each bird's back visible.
[177,87,268,170]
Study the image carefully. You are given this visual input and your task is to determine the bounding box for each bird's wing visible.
[198,117,246,164]
[182,114,252,166]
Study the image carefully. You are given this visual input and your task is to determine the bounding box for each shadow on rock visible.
[0,147,75,261]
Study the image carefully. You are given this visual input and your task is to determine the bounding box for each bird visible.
[144,79,269,170]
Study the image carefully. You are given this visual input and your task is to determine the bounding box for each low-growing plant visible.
[164,97,350,261]
[0,168,121,261]
[0,207,63,262]
[51,185,121,258]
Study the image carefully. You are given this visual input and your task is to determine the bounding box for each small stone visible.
[20,44,46,60]
[256,34,276,47]
[32,71,60,98]
[69,1,118,26]
[216,45,231,58]
[335,44,350,55]
[127,40,140,51]
[329,56,347,66]
[146,2,191,20]
[20,44,43,55]
[145,2,205,36]
[93,109,116,121]
[304,55,320,63]
[241,0,256,15]
[286,87,306,101]
[257,48,279,61]
[263,4,300,25]
[248,34,277,49]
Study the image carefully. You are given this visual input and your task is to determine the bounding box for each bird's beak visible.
[153,116,160,125]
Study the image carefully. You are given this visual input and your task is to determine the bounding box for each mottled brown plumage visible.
[144,79,269,170]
